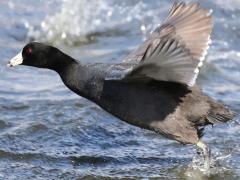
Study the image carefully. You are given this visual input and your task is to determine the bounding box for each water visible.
[0,0,240,179]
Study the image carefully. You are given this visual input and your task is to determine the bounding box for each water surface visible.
[0,0,240,179]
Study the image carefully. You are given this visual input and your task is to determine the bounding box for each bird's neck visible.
[56,58,104,102]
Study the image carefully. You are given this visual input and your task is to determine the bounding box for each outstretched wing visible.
[109,2,213,87]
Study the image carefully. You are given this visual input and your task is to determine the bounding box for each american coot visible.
[8,2,234,169]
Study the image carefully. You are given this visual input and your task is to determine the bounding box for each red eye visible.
[26,48,32,55]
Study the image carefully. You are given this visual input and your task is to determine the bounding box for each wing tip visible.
[168,1,213,22]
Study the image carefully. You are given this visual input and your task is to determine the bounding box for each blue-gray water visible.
[0,0,240,179]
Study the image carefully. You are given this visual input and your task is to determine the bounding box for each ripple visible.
[0,0,240,179]
[0,120,11,129]
[70,155,118,166]
[0,103,30,111]
[26,124,48,134]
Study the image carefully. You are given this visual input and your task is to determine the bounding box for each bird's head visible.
[8,42,68,71]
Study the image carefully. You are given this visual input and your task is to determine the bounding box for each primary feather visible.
[119,2,213,86]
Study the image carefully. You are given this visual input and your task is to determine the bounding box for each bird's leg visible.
[196,141,211,170]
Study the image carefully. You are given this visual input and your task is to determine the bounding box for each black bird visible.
[8,2,234,169]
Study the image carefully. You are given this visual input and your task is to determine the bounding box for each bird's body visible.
[56,59,233,145]
[8,2,235,169]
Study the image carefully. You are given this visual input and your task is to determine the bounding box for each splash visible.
[214,0,240,10]
[27,0,170,45]
[185,150,233,177]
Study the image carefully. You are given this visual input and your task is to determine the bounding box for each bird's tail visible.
[206,101,235,124]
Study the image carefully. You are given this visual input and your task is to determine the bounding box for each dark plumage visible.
[8,2,235,169]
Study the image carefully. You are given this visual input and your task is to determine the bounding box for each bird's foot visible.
[196,141,211,170]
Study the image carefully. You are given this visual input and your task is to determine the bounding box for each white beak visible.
[7,51,23,67]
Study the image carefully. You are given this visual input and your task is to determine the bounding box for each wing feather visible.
[110,2,213,86]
